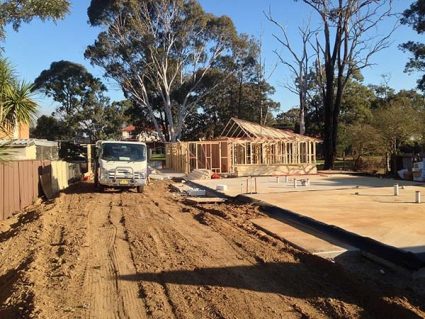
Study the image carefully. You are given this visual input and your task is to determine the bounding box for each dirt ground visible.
[0,181,425,319]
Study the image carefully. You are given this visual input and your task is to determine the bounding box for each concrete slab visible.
[193,174,425,269]
[194,174,418,197]
[248,186,425,254]
[251,217,356,258]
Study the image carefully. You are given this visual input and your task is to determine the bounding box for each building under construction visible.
[165,118,321,176]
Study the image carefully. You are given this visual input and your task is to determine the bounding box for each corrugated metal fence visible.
[0,160,82,220]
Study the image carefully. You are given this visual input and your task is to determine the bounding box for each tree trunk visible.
[323,71,335,170]
[299,91,306,135]
[237,73,243,118]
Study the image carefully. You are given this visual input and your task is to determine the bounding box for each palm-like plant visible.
[2,81,37,127]
[0,58,38,161]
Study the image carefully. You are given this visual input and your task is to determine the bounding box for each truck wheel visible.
[96,184,105,192]
[137,186,144,193]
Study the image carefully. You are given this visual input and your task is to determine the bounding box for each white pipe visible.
[416,191,421,204]
[394,184,399,196]
[294,179,297,188]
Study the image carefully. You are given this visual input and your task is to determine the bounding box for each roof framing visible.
[220,117,321,142]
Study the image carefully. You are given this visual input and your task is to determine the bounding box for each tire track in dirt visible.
[80,192,146,319]
[2,181,425,319]
[122,182,425,319]
[121,186,314,319]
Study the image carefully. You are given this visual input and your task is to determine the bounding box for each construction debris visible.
[170,183,194,193]
[170,182,206,197]
[216,184,228,191]
[187,188,206,196]
[185,169,213,181]
[149,174,170,181]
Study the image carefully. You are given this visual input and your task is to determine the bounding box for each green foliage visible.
[33,60,127,142]
[402,0,425,34]
[79,99,128,141]
[31,115,71,140]
[85,0,256,141]
[33,60,106,117]
[401,0,425,91]
[372,101,422,155]
[0,140,11,161]
[0,0,70,39]
[340,80,375,124]
[181,69,280,139]
[304,72,425,173]
[2,81,37,126]
[0,58,37,135]
[344,123,383,169]
[0,59,38,161]
[275,108,300,131]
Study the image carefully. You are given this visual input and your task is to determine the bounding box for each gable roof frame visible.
[220,117,321,142]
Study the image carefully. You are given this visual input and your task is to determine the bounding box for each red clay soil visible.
[0,181,424,319]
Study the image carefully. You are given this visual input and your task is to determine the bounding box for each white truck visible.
[94,141,148,193]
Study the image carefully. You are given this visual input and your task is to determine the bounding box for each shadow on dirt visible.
[119,261,423,319]
[0,210,40,244]
[0,256,35,319]
[63,182,137,195]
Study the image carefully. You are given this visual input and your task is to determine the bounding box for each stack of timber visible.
[185,169,213,181]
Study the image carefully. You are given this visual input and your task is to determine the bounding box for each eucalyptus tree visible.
[266,11,317,135]
[85,0,248,142]
[0,0,70,40]
[296,0,396,169]
[401,0,425,91]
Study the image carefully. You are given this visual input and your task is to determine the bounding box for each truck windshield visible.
[101,143,146,162]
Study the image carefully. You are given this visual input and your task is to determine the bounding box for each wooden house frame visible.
[166,118,321,176]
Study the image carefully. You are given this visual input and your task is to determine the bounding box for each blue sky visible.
[2,0,421,117]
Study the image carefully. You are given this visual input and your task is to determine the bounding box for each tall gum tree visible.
[266,10,317,135]
[401,0,425,91]
[85,0,245,142]
[0,0,70,40]
[298,0,396,169]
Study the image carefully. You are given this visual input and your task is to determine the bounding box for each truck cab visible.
[95,141,148,193]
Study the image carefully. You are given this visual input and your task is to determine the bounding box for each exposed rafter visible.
[220,118,321,142]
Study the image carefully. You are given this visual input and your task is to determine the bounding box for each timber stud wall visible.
[165,118,320,176]
[166,139,317,175]
[166,141,231,174]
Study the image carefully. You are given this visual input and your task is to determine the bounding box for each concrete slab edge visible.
[187,180,425,272]
[236,194,425,272]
